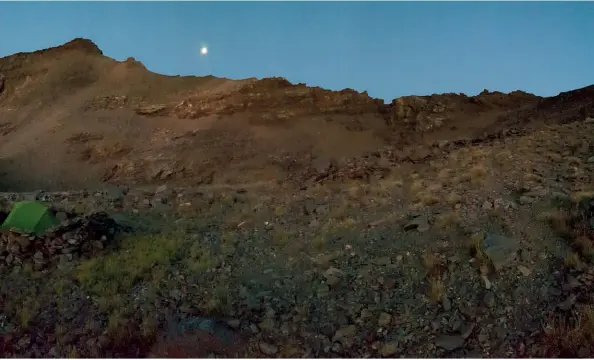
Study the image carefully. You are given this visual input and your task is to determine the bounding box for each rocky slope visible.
[1,38,594,358]
[1,38,591,191]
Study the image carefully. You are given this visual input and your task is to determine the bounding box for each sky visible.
[0,1,593,101]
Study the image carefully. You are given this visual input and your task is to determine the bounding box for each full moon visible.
[200,46,208,55]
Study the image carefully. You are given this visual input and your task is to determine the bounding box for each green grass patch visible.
[76,232,186,300]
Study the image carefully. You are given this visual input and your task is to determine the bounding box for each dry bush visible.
[541,306,594,357]
[427,277,444,303]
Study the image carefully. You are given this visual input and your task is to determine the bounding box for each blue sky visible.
[0,2,593,101]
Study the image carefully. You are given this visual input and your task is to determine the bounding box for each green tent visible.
[0,201,59,235]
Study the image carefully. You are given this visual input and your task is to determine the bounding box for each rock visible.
[227,319,241,329]
[482,201,493,210]
[524,189,548,197]
[587,156,594,163]
[106,186,125,202]
[404,214,430,232]
[259,342,278,355]
[519,196,535,205]
[323,267,345,287]
[332,325,357,343]
[379,341,399,356]
[259,318,275,332]
[55,212,68,223]
[563,275,582,291]
[557,294,577,311]
[374,256,392,266]
[435,334,465,351]
[378,312,392,327]
[442,296,452,311]
[460,323,475,339]
[155,184,168,194]
[517,265,531,276]
[578,346,590,357]
[482,233,519,271]
[360,308,373,320]
[483,292,495,308]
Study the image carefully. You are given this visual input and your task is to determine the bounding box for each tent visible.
[0,201,59,235]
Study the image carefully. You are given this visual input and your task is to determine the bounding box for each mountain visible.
[0,38,591,191]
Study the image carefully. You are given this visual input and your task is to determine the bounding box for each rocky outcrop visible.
[385,90,540,132]
[172,77,385,120]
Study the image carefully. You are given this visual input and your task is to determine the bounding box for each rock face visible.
[0,212,119,271]
[386,90,540,132]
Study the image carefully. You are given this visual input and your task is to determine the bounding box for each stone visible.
[55,212,68,223]
[227,319,241,329]
[378,312,392,327]
[323,267,345,287]
[379,341,399,356]
[482,201,493,210]
[483,292,495,308]
[482,233,519,271]
[442,296,452,311]
[360,308,373,320]
[332,325,357,343]
[435,334,465,351]
[155,184,168,194]
[563,275,582,291]
[374,256,392,266]
[404,214,430,232]
[460,323,475,339]
[259,342,278,355]
[519,196,535,205]
[517,265,531,276]
[259,318,275,332]
[558,294,577,311]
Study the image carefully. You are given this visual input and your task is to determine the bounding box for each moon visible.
[200,46,208,56]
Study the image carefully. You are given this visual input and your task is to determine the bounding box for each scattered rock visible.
[435,334,465,351]
[259,318,275,332]
[332,325,357,343]
[519,196,535,205]
[483,292,495,308]
[557,294,577,311]
[482,232,519,271]
[563,275,582,291]
[227,319,241,329]
[442,297,452,311]
[378,312,392,327]
[323,267,345,287]
[379,341,399,356]
[404,214,430,232]
[259,342,278,355]
[155,184,168,194]
[460,322,475,339]
[517,265,531,276]
[482,200,493,210]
